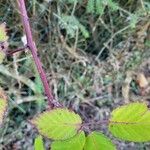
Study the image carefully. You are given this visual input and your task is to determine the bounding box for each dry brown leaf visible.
[0,88,7,125]
[137,73,148,88]
[122,72,132,103]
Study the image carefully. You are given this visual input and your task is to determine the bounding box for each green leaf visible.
[57,15,89,38]
[86,0,119,15]
[129,14,138,28]
[63,0,78,3]
[145,40,150,47]
[51,131,85,150]
[78,23,89,38]
[86,0,95,13]
[107,0,119,11]
[0,23,8,42]
[32,108,82,140]
[34,135,45,150]
[0,98,7,126]
[95,0,105,15]
[0,23,8,64]
[109,102,150,142]
[145,2,150,13]
[84,131,116,150]
[0,51,6,64]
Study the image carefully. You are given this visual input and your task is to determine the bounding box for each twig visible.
[6,45,27,56]
[140,0,146,14]
[95,25,131,60]
[17,0,61,108]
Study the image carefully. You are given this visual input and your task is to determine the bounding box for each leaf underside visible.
[51,131,85,150]
[109,102,150,142]
[32,108,82,140]
[84,131,116,150]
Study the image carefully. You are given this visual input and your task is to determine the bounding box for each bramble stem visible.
[6,45,27,56]
[17,0,61,108]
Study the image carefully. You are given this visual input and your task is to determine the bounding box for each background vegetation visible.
[0,0,150,149]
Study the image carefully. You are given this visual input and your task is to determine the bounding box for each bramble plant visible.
[0,0,150,150]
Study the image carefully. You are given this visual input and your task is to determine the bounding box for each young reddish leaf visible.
[34,135,45,150]
[109,102,150,142]
[32,108,82,140]
[51,131,85,150]
[84,131,116,150]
